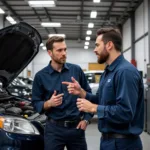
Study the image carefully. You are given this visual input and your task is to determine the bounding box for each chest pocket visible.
[102,80,116,105]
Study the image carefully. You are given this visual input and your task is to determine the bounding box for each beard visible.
[52,54,66,64]
[97,46,109,64]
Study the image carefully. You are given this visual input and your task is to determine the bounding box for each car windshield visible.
[84,71,103,83]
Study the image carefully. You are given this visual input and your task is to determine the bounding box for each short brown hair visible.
[46,36,65,51]
[97,28,122,52]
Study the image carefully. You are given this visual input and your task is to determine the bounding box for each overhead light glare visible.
[84,46,88,49]
[0,8,5,14]
[93,0,101,3]
[85,42,89,46]
[42,46,47,50]
[28,1,55,7]
[90,11,97,18]
[41,22,61,27]
[6,16,16,24]
[88,23,94,28]
[49,34,66,38]
[86,30,92,35]
[40,43,44,47]
[85,36,91,41]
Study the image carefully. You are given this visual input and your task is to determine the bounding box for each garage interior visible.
[0,0,150,149]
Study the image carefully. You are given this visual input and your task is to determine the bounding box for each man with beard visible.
[32,36,92,150]
[62,28,144,150]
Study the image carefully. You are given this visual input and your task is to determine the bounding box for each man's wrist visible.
[84,120,90,125]
[79,88,86,98]
[91,104,98,113]
[45,100,52,109]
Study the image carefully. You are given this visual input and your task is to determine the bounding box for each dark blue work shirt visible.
[32,62,92,121]
[86,55,144,135]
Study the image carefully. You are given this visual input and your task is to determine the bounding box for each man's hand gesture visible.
[62,77,82,95]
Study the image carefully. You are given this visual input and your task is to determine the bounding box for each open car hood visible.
[0,22,42,88]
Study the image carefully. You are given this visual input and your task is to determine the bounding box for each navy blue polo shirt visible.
[32,62,92,121]
[86,55,144,135]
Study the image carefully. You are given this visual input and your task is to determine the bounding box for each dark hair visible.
[97,28,122,52]
[46,36,65,51]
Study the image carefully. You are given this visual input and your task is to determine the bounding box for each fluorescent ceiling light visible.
[88,23,94,28]
[28,1,55,7]
[10,21,17,24]
[84,46,88,49]
[41,22,61,27]
[42,46,47,50]
[40,43,44,46]
[6,16,16,24]
[85,36,91,41]
[0,8,5,14]
[86,30,92,35]
[90,11,97,18]
[93,0,101,3]
[85,42,89,46]
[49,34,66,38]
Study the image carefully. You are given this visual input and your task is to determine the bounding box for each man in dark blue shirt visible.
[63,28,144,150]
[32,36,92,150]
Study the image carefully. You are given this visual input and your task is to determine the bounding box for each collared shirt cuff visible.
[83,113,94,121]
[85,92,92,100]
[97,105,105,119]
[34,101,45,114]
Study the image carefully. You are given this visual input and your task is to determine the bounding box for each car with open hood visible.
[0,22,45,150]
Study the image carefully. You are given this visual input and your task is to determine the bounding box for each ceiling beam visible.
[32,7,49,35]
[79,0,84,40]
[102,0,117,27]
[17,14,127,18]
[118,0,143,24]
[43,7,57,34]
[0,0,23,21]
[0,4,134,9]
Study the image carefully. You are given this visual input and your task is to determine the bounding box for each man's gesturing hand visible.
[62,77,82,95]
[46,90,64,109]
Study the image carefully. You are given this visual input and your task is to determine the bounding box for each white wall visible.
[123,49,131,62]
[134,0,149,76]
[135,36,149,76]
[122,0,149,77]
[123,18,131,51]
[135,0,148,40]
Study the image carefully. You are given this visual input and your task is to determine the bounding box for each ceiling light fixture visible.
[86,30,92,35]
[85,36,91,41]
[88,23,94,28]
[6,16,16,24]
[84,46,88,49]
[49,34,66,38]
[40,43,44,47]
[0,8,5,14]
[85,42,89,46]
[42,46,47,50]
[90,11,97,18]
[93,0,101,3]
[41,22,61,27]
[28,1,56,7]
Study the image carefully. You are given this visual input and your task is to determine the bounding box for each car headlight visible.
[0,116,40,135]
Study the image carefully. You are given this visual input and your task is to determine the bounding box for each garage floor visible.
[86,120,150,150]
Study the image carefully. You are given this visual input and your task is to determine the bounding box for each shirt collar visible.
[107,54,124,72]
[47,61,69,74]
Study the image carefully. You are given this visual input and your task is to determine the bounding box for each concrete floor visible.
[86,120,150,150]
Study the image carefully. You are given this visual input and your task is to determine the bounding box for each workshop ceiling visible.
[0,0,143,42]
